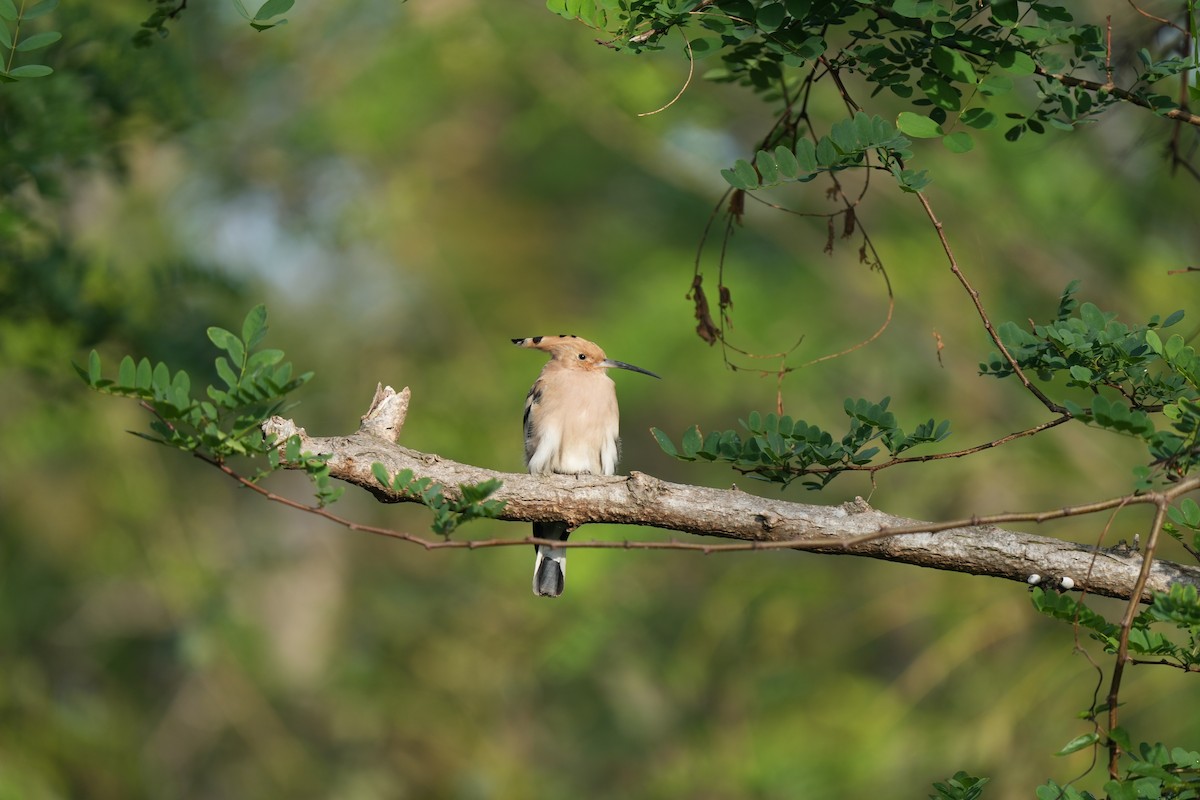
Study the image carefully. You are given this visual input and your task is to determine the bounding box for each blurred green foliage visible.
[4,1,1200,798]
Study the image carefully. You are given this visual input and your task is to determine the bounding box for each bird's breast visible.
[526,371,619,476]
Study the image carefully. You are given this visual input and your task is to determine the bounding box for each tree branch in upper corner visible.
[259,385,1200,603]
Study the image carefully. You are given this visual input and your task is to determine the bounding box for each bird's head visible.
[512,335,660,378]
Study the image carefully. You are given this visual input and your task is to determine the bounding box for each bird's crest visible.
[512,335,660,378]
[512,335,604,366]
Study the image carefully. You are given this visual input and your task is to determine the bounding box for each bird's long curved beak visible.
[601,359,661,379]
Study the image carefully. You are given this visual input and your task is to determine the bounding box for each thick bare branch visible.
[262,388,1200,603]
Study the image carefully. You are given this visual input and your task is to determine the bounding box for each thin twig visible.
[915,191,1068,415]
[1105,15,1113,85]
[637,29,695,117]
[1125,0,1187,35]
[1036,67,1200,128]
[1106,499,1168,778]
[846,475,1200,547]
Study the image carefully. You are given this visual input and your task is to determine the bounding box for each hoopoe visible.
[512,335,660,597]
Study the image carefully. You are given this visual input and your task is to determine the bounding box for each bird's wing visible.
[523,380,543,467]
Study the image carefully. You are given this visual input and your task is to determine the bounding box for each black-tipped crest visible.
[513,335,659,378]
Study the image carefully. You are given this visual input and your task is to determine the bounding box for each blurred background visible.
[3,1,1198,797]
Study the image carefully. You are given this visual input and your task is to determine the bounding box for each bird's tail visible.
[532,521,570,597]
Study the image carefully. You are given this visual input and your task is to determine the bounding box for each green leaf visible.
[930,21,956,38]
[932,46,977,83]
[814,136,837,166]
[1180,498,1200,527]
[171,369,191,401]
[215,356,239,390]
[0,0,15,21]
[941,131,973,152]
[1164,333,1185,362]
[891,0,933,18]
[681,426,702,458]
[460,478,503,504]
[24,0,58,19]
[793,139,817,172]
[756,2,785,32]
[255,0,294,19]
[14,30,60,51]
[732,158,759,188]
[118,355,136,388]
[371,462,391,487]
[990,0,1017,25]
[784,0,809,17]
[1144,328,1163,354]
[241,304,269,349]
[1170,747,1200,768]
[151,361,170,393]
[1107,727,1132,752]
[960,108,997,130]
[230,0,252,19]
[135,357,153,390]
[651,427,679,458]
[1162,309,1185,328]
[207,326,244,361]
[246,348,285,371]
[894,167,931,192]
[755,150,780,184]
[87,350,102,384]
[8,64,52,77]
[284,434,302,462]
[896,111,943,138]
[773,144,800,178]
[390,468,413,491]
[980,74,1013,97]
[1079,302,1106,330]
[919,73,962,110]
[996,49,1036,75]
[1054,731,1099,756]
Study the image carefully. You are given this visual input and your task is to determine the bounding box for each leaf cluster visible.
[0,0,58,82]
[548,0,1191,160]
[1038,741,1200,800]
[929,771,989,800]
[652,397,950,489]
[371,464,506,537]
[1032,583,1200,675]
[77,304,312,463]
[81,304,506,532]
[981,282,1199,485]
[281,435,344,508]
[1031,584,1200,797]
[722,111,930,193]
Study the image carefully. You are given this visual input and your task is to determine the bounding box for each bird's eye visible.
[578,353,587,360]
